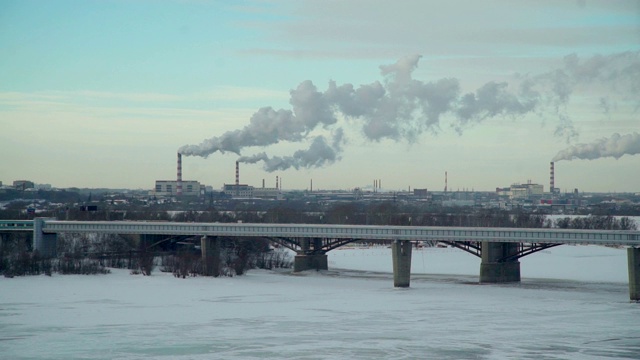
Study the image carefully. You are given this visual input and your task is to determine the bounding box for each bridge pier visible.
[480,242,520,283]
[33,218,57,258]
[201,236,220,277]
[293,238,328,272]
[392,240,412,287]
[628,247,640,301]
[293,254,328,272]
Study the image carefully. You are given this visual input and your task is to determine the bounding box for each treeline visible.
[0,231,292,278]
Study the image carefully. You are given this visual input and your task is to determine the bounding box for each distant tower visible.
[276,176,279,190]
[444,171,448,193]
[176,153,183,196]
[235,161,240,196]
[550,162,555,194]
[310,179,313,192]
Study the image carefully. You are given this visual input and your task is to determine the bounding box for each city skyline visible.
[1,1,639,192]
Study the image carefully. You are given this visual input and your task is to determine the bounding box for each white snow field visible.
[1,245,639,359]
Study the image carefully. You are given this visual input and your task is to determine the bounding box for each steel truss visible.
[442,241,562,261]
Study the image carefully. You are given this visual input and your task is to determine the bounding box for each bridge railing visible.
[39,220,640,246]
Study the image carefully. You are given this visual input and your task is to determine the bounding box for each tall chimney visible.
[235,161,240,196]
[276,176,279,190]
[550,161,555,194]
[262,179,265,188]
[310,179,313,192]
[176,153,183,196]
[444,171,448,193]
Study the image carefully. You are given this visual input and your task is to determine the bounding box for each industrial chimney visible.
[276,176,279,190]
[176,153,183,196]
[550,161,555,194]
[235,161,240,196]
[444,171,448,193]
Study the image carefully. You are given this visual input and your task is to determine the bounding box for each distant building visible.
[413,188,428,197]
[154,180,203,196]
[13,180,35,190]
[221,184,283,199]
[497,182,544,200]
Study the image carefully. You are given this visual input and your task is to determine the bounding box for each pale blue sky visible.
[1,0,639,192]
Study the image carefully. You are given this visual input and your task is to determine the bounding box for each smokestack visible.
[262,179,265,188]
[379,179,381,190]
[550,162,555,193]
[444,171,448,193]
[310,179,313,192]
[177,153,183,196]
[276,176,279,190]
[235,161,240,196]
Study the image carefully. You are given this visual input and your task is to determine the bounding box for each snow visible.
[1,245,639,359]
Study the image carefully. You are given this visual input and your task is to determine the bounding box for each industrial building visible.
[496,182,544,200]
[13,180,35,190]
[155,180,203,197]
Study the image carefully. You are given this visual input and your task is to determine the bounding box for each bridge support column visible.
[293,238,328,272]
[201,236,220,277]
[480,242,520,283]
[293,253,328,272]
[392,240,412,288]
[33,218,57,258]
[628,248,640,302]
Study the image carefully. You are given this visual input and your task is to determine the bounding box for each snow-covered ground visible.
[1,245,639,359]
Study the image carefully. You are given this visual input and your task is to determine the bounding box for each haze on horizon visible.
[1,0,639,193]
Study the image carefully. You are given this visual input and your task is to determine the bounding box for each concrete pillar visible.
[480,242,520,283]
[33,218,57,258]
[628,247,640,302]
[293,253,328,272]
[201,236,220,277]
[392,240,412,287]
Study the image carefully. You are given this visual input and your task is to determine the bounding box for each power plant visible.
[151,151,584,212]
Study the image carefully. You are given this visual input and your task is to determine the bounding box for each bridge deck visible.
[0,220,34,231]
[38,220,640,246]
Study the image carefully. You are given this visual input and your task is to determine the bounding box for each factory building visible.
[13,180,35,190]
[496,182,544,200]
[222,184,281,199]
[223,184,253,198]
[155,180,203,197]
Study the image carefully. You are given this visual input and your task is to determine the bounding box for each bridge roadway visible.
[2,219,640,301]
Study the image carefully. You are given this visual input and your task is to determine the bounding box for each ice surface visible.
[1,245,639,359]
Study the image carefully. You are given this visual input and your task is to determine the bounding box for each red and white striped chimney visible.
[235,161,239,186]
[550,161,555,193]
[176,153,183,196]
[235,161,240,196]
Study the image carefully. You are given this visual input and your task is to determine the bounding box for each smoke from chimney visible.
[552,132,640,162]
[176,153,183,196]
[179,52,639,172]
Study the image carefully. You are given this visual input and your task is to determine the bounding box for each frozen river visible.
[1,245,639,359]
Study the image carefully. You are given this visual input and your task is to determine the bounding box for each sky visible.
[1,0,639,192]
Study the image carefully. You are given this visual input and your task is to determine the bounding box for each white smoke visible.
[180,51,640,171]
[552,132,640,162]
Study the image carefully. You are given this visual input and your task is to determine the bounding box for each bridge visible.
[2,218,640,301]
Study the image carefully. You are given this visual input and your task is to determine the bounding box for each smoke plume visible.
[552,132,640,162]
[179,51,640,172]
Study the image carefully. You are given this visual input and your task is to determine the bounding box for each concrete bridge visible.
[2,218,640,300]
